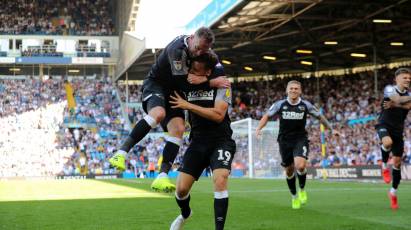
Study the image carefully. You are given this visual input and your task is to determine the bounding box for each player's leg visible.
[110,80,165,170]
[170,141,205,230]
[388,136,403,210]
[170,172,195,230]
[294,138,309,205]
[377,126,393,183]
[211,140,235,230]
[279,141,299,209]
[151,109,185,192]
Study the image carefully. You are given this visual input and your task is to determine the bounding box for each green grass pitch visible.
[0,178,410,230]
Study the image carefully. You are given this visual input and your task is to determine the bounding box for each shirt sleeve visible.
[212,63,225,77]
[304,100,321,118]
[266,100,282,117]
[215,87,232,105]
[383,85,398,98]
[167,46,189,76]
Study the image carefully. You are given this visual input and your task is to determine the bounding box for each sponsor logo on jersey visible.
[282,111,304,120]
[173,60,182,71]
[187,90,214,101]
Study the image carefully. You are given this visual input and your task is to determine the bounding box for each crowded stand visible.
[0,0,115,35]
[1,67,411,177]
[120,68,411,170]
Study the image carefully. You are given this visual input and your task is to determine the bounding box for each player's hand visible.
[255,129,262,138]
[187,73,207,85]
[169,91,190,110]
[383,100,394,109]
[210,76,230,88]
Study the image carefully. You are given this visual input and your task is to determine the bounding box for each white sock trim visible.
[392,166,400,171]
[381,145,391,152]
[143,115,157,128]
[165,136,182,146]
[390,187,397,195]
[286,173,295,179]
[214,190,228,199]
[297,168,307,175]
[175,192,190,200]
[117,149,127,157]
[158,172,168,178]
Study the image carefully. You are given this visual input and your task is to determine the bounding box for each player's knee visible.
[296,166,306,174]
[168,122,185,137]
[213,174,228,191]
[382,138,393,149]
[392,157,401,168]
[148,107,166,123]
[176,187,190,198]
[285,166,294,176]
[295,163,306,172]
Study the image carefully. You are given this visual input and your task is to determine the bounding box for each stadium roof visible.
[119,0,411,80]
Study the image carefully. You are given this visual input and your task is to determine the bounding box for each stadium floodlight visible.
[350,53,367,58]
[390,42,404,46]
[222,60,232,65]
[296,49,312,54]
[68,69,80,73]
[263,56,276,61]
[373,19,392,23]
[233,41,252,48]
[244,66,253,71]
[9,68,20,71]
[245,19,259,24]
[300,61,313,66]
[324,41,338,45]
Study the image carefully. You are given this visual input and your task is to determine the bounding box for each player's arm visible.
[384,85,411,105]
[169,88,231,123]
[187,64,230,88]
[255,101,281,137]
[390,95,411,105]
[305,101,337,135]
[383,100,411,110]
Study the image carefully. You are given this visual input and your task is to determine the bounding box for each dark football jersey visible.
[377,85,410,133]
[267,98,321,139]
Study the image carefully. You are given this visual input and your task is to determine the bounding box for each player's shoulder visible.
[301,99,314,107]
[270,98,287,110]
[383,84,398,96]
[165,35,188,55]
[384,84,395,92]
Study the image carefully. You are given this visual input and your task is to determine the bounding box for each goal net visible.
[231,118,283,178]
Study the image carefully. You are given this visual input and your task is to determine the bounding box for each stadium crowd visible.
[119,68,411,173]
[0,0,115,35]
[1,67,411,177]
[0,78,70,177]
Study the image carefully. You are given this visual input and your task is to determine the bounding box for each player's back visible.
[146,35,189,87]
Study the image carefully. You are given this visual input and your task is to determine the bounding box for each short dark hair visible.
[191,51,218,70]
[194,27,215,44]
[395,67,411,77]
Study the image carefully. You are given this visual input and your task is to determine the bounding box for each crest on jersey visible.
[283,105,288,110]
[173,60,182,71]
[298,105,306,111]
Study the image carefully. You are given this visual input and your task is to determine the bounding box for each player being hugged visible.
[169,52,235,230]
